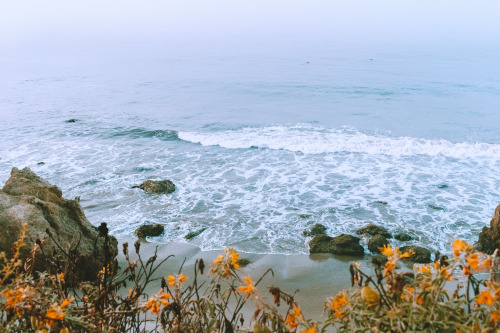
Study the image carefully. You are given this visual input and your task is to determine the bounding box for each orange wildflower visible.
[466,253,480,270]
[238,276,255,295]
[210,247,240,278]
[300,328,316,333]
[145,289,171,314]
[45,302,66,327]
[452,239,473,257]
[327,292,349,311]
[476,291,495,306]
[285,305,303,329]
[166,273,188,287]
[491,310,500,323]
[380,244,393,256]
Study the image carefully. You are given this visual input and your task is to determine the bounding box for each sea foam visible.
[178,125,500,158]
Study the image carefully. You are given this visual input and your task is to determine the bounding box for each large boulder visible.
[356,223,392,239]
[0,167,118,283]
[135,223,165,238]
[476,204,500,254]
[135,180,175,194]
[400,245,432,263]
[309,234,364,256]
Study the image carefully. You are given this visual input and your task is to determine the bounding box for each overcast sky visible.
[2,1,500,54]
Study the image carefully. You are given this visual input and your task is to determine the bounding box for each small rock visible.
[302,223,327,237]
[428,204,444,211]
[135,224,164,238]
[299,214,312,219]
[400,245,432,263]
[238,258,251,267]
[394,233,413,241]
[65,119,78,123]
[135,180,175,194]
[375,201,388,205]
[185,228,207,240]
[356,223,392,239]
[368,235,390,254]
[309,234,364,256]
[37,162,45,166]
[437,184,449,189]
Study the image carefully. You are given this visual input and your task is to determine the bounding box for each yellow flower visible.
[361,286,380,306]
[237,276,254,295]
[145,289,171,314]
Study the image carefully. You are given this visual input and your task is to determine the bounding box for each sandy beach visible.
[116,237,377,322]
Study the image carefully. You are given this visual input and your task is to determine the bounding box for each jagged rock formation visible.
[0,167,118,282]
[476,204,500,254]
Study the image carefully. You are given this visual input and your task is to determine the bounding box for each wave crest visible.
[178,125,499,158]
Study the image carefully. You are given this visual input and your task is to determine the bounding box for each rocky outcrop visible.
[476,204,500,254]
[309,234,364,256]
[368,235,390,254]
[134,180,175,194]
[356,223,392,239]
[400,245,432,263]
[0,167,118,283]
[135,224,165,238]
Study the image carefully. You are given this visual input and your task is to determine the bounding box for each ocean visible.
[1,44,499,255]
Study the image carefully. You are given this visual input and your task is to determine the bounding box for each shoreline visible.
[116,237,370,320]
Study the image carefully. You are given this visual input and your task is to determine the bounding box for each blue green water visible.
[1,45,499,254]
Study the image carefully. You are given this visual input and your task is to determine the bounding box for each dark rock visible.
[375,201,388,205]
[135,180,175,194]
[65,119,78,123]
[371,255,388,267]
[428,204,444,211]
[185,227,207,240]
[476,204,500,254]
[437,184,449,189]
[37,162,45,166]
[302,223,327,237]
[356,223,392,239]
[309,234,364,256]
[0,167,118,283]
[400,245,432,263]
[299,214,312,219]
[237,258,251,267]
[394,233,413,241]
[368,235,390,253]
[135,224,164,238]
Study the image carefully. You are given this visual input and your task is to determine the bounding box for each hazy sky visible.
[2,0,500,51]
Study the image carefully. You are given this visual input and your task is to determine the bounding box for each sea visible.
[1,43,499,255]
